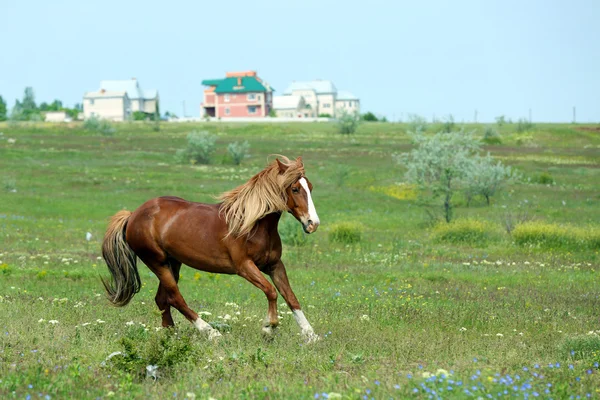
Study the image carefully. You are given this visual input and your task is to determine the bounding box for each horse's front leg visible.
[237,260,279,337]
[269,260,319,343]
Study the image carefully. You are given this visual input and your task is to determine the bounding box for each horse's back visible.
[125,196,232,271]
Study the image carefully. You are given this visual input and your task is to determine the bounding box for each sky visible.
[1,0,599,122]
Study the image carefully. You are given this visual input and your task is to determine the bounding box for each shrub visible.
[227,141,250,165]
[482,126,502,144]
[495,115,506,127]
[329,222,362,244]
[278,214,308,247]
[532,172,554,185]
[516,118,534,133]
[84,116,116,136]
[463,153,514,205]
[318,113,332,118]
[431,219,499,246]
[175,130,217,164]
[132,111,147,121]
[407,113,428,132]
[109,327,197,379]
[512,221,600,250]
[394,129,481,222]
[441,115,455,133]
[337,110,360,134]
[361,112,378,122]
[562,335,600,361]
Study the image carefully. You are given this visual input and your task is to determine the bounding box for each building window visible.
[90,99,95,105]
[247,93,257,101]
[257,94,262,101]
[225,107,230,115]
[323,103,331,108]
[224,94,230,102]
[248,106,257,114]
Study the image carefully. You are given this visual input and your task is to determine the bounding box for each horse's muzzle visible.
[303,219,319,234]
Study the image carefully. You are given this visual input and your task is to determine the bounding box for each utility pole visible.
[573,106,576,124]
[182,101,187,118]
[474,109,478,123]
[528,108,532,123]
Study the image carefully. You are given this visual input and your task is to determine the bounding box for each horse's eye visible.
[292,187,299,193]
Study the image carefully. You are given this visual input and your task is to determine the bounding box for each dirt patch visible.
[575,126,600,132]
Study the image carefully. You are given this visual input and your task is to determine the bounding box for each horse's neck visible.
[253,212,282,236]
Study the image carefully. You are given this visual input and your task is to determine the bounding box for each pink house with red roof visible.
[201,71,274,118]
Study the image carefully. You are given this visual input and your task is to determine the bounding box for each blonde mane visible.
[218,156,305,238]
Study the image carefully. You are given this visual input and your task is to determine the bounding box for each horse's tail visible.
[101,210,140,307]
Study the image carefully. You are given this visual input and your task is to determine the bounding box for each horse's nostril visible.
[308,219,313,226]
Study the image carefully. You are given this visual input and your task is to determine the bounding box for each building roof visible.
[83,90,129,99]
[284,80,337,95]
[202,76,273,93]
[336,90,359,101]
[273,95,303,110]
[99,79,158,100]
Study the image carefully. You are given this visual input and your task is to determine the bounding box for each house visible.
[44,111,71,122]
[283,80,359,117]
[83,78,159,120]
[201,71,273,118]
[83,90,131,121]
[272,95,310,118]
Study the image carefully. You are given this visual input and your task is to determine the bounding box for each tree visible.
[361,112,378,122]
[407,113,428,132]
[464,153,513,206]
[395,129,481,222]
[0,95,7,121]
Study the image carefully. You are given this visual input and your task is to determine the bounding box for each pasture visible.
[1,121,600,399]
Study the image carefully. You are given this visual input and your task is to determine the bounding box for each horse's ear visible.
[276,158,289,174]
[296,156,303,166]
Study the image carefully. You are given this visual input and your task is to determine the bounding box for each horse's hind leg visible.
[155,260,181,327]
[142,253,221,340]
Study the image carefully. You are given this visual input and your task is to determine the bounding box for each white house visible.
[282,80,359,117]
[83,78,158,121]
[44,111,71,122]
[272,95,309,118]
[83,90,131,121]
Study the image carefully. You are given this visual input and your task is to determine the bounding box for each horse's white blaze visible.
[298,178,320,225]
[293,309,314,334]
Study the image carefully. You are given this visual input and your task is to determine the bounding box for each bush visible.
[84,116,116,136]
[516,118,534,133]
[495,115,506,127]
[561,335,600,361]
[318,113,332,118]
[441,115,455,133]
[329,222,362,244]
[227,141,250,165]
[361,112,378,122]
[431,219,499,246]
[132,111,147,121]
[463,153,514,205]
[108,327,197,379]
[532,172,554,185]
[278,214,308,247]
[482,126,502,144]
[512,221,600,250]
[175,130,217,164]
[407,114,428,132]
[337,110,360,134]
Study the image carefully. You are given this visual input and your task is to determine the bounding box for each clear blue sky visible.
[1,0,598,122]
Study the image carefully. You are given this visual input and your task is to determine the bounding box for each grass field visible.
[1,120,600,399]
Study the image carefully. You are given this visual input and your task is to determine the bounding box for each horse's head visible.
[277,157,320,234]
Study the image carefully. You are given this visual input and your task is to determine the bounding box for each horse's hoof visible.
[303,331,320,344]
[207,329,222,341]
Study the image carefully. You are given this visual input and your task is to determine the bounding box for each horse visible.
[101,156,320,341]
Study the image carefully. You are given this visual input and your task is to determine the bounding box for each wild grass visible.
[1,121,600,398]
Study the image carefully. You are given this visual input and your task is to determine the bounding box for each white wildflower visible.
[126,321,135,326]
[360,314,370,321]
[49,320,59,324]
[496,333,504,337]
[459,327,467,332]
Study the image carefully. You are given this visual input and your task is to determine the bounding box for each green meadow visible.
[1,121,600,399]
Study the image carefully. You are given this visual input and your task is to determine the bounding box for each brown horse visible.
[101,156,320,341]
